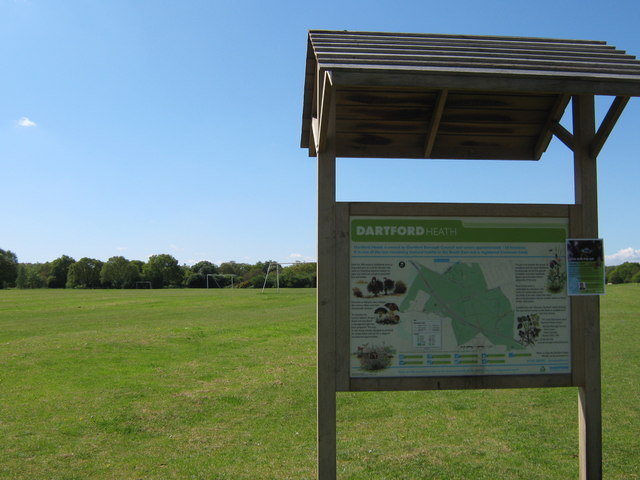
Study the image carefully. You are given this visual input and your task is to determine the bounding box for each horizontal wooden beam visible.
[344,201,571,218]
[348,374,573,392]
[330,69,640,97]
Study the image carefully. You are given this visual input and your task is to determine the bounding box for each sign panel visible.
[566,239,605,295]
[349,216,571,378]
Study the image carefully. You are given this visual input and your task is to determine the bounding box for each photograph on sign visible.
[566,238,605,295]
[349,216,571,378]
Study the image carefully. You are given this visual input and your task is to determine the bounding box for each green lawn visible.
[0,286,638,479]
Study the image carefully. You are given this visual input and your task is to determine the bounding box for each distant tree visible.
[254,260,280,274]
[15,264,27,289]
[632,270,640,283]
[605,265,617,284]
[219,261,251,278]
[0,249,18,288]
[101,256,140,288]
[47,255,75,288]
[191,261,219,276]
[184,271,205,288]
[18,263,48,288]
[67,257,104,288]
[130,260,145,273]
[143,254,183,288]
[609,262,640,284]
[218,261,238,275]
[280,262,316,288]
[184,261,219,288]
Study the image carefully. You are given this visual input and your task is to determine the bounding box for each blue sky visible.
[1,0,639,266]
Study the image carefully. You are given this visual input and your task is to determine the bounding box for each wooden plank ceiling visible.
[301,31,640,160]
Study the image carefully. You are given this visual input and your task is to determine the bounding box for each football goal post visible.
[206,274,221,289]
[206,274,238,289]
[261,262,314,293]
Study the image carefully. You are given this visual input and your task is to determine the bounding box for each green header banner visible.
[351,218,567,243]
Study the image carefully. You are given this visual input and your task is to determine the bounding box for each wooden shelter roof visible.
[301,30,640,160]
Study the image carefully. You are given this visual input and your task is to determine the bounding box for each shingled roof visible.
[301,30,640,160]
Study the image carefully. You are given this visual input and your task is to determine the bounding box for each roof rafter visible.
[424,89,448,158]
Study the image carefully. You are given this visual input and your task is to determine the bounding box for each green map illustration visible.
[399,261,523,350]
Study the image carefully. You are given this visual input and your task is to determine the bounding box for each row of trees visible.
[4,248,638,290]
[0,249,316,289]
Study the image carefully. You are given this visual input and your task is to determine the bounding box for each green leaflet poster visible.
[349,216,571,378]
[566,239,605,295]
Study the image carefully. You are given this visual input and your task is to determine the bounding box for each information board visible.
[349,216,571,378]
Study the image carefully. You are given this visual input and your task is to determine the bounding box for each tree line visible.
[3,247,638,290]
[605,262,640,284]
[0,249,316,289]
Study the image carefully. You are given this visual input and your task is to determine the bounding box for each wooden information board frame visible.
[303,31,640,480]
[334,201,581,393]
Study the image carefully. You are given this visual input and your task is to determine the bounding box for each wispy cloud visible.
[605,247,640,266]
[289,253,316,262]
[17,117,37,127]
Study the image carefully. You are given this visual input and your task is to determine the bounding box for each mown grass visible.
[0,286,638,479]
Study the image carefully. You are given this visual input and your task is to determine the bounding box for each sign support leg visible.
[572,94,603,480]
[317,89,337,480]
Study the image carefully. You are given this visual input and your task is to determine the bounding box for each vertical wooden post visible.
[317,89,337,480]
[572,94,602,480]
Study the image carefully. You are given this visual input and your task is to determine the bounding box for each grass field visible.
[0,286,638,479]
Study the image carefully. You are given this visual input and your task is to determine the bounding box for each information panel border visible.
[335,202,581,392]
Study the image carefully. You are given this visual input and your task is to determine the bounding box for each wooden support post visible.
[317,87,337,480]
[572,94,602,480]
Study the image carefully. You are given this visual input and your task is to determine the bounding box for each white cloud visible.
[288,253,316,262]
[605,247,640,266]
[17,117,37,127]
